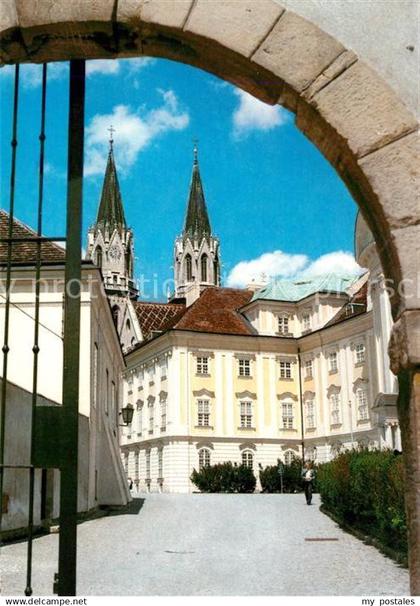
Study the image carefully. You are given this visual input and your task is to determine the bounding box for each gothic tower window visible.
[112,305,120,327]
[214,258,219,285]
[185,254,193,281]
[95,246,103,268]
[201,254,208,282]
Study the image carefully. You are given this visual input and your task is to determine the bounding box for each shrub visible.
[191,462,256,493]
[259,457,308,493]
[317,449,407,555]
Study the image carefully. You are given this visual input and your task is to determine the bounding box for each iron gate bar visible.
[25,62,48,598]
[0,64,19,542]
[57,59,85,597]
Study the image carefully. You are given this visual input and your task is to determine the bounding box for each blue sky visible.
[0,58,360,300]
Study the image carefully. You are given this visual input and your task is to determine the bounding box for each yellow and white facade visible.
[120,214,400,493]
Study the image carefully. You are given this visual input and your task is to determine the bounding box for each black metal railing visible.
[0,59,85,597]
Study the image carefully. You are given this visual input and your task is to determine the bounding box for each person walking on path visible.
[302,461,316,505]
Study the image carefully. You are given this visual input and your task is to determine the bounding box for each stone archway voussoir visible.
[182,0,284,60]
[117,0,194,30]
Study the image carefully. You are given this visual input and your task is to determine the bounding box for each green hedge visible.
[317,449,407,555]
[191,462,256,493]
[259,457,308,493]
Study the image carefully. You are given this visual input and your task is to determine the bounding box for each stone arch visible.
[1,0,419,593]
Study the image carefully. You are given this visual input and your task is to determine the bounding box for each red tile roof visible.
[0,210,66,265]
[325,281,368,328]
[172,287,254,336]
[133,301,186,340]
[132,288,255,343]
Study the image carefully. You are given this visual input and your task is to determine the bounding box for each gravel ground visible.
[0,493,410,596]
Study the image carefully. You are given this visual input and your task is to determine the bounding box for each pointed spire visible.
[183,143,211,240]
[96,131,126,231]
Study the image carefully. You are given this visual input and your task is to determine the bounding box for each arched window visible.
[284,450,295,465]
[213,258,219,285]
[305,447,317,462]
[112,305,120,327]
[201,254,208,282]
[198,448,211,470]
[241,450,254,469]
[95,246,103,268]
[185,254,193,281]
[126,318,131,331]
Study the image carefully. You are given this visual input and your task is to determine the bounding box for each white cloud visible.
[0,57,155,88]
[84,90,189,176]
[302,251,363,277]
[86,60,120,76]
[232,89,289,137]
[226,250,308,287]
[226,250,363,288]
[0,62,68,88]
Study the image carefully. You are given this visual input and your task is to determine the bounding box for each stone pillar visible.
[389,311,420,595]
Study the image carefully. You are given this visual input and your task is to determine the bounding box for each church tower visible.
[87,134,137,319]
[174,145,221,299]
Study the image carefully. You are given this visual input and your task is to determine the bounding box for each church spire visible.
[173,144,221,302]
[96,131,126,231]
[183,143,211,240]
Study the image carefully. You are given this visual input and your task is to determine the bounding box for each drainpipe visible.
[297,348,305,463]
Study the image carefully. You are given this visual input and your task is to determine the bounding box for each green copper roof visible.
[183,147,211,240]
[251,273,361,303]
[96,147,126,230]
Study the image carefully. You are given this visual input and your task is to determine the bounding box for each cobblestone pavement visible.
[1,494,409,596]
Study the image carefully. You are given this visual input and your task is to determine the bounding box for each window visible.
[124,452,129,473]
[197,399,210,427]
[238,358,251,377]
[111,381,116,420]
[185,254,193,281]
[355,343,366,364]
[93,342,98,409]
[329,351,338,373]
[158,449,163,478]
[136,401,143,435]
[284,450,295,465]
[111,305,120,327]
[302,314,311,331]
[161,399,167,430]
[304,359,313,379]
[278,315,289,334]
[356,388,369,420]
[105,369,109,415]
[160,357,168,378]
[279,361,292,379]
[330,393,341,425]
[282,401,294,429]
[196,356,209,375]
[240,401,253,428]
[305,399,315,429]
[148,399,154,433]
[241,450,254,468]
[198,448,211,470]
[214,259,219,285]
[126,318,131,331]
[146,450,151,479]
[134,451,139,482]
[201,254,208,282]
[95,246,103,268]
[306,447,316,462]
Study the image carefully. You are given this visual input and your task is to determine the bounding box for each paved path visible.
[1,494,409,596]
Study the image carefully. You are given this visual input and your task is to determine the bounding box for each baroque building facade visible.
[113,147,400,493]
